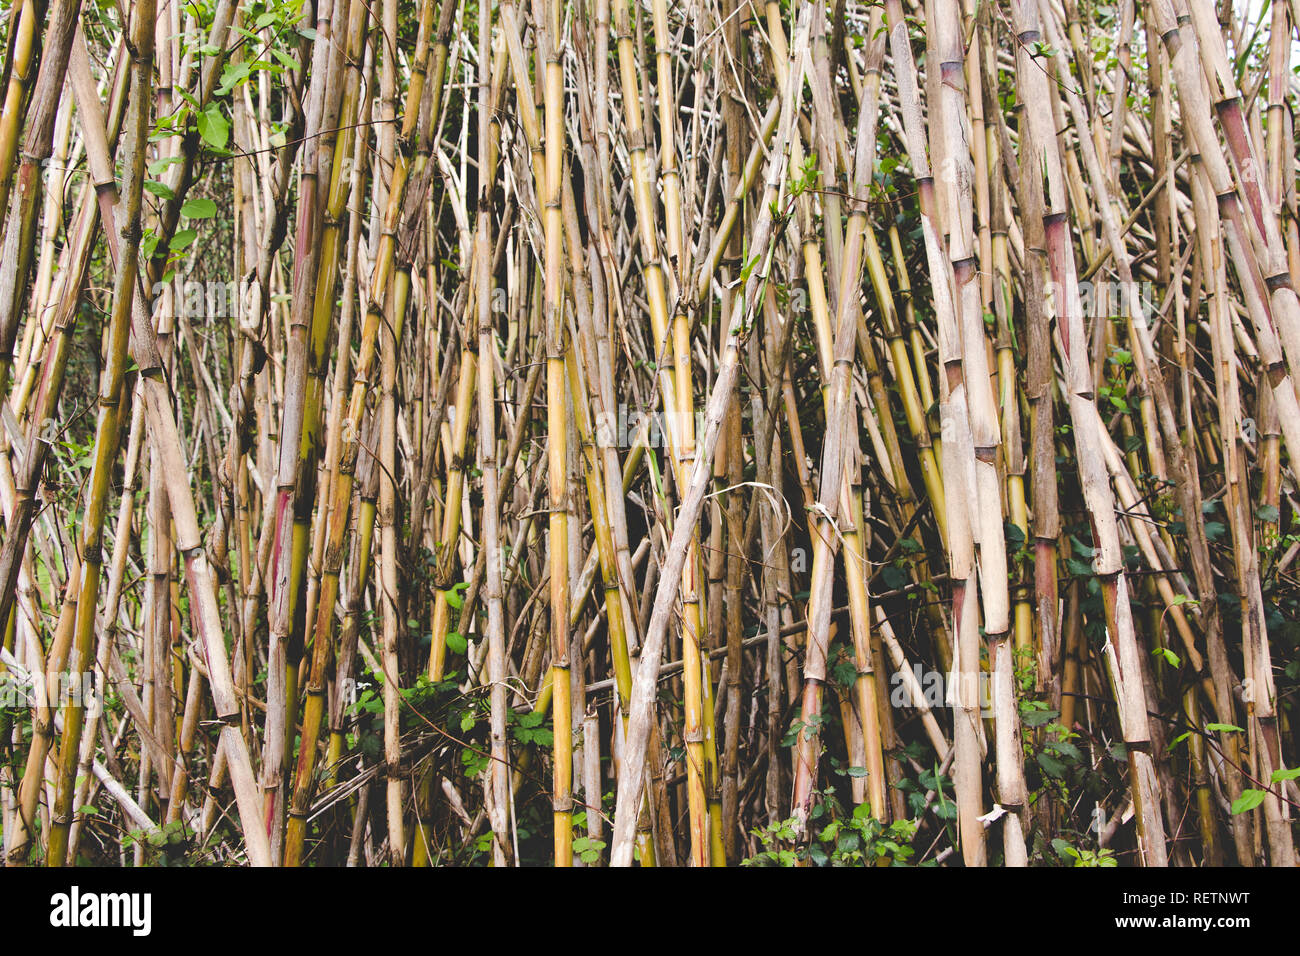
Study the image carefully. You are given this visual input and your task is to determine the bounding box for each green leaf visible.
[170,228,198,251]
[271,49,301,73]
[1049,740,1083,762]
[1270,767,1300,783]
[1036,751,1067,778]
[196,104,230,149]
[1205,722,1245,733]
[181,197,218,220]
[846,766,869,778]
[216,60,252,97]
[1152,646,1180,668]
[1230,789,1266,815]
[1021,707,1060,728]
[1051,838,1079,861]
[832,659,859,688]
[1066,558,1094,578]
[144,180,175,200]
[148,156,183,176]
[445,631,467,655]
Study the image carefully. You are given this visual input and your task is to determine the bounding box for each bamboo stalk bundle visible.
[1,0,1298,870]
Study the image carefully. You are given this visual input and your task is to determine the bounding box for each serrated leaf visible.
[1037,751,1067,778]
[1049,740,1082,762]
[1021,707,1059,728]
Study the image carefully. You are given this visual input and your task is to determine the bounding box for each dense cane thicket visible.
[0,0,1299,868]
